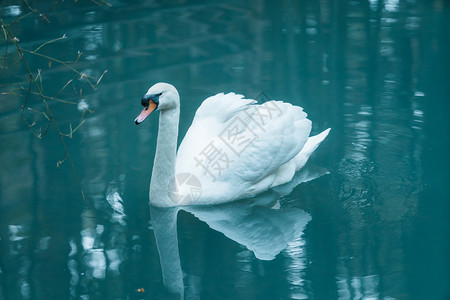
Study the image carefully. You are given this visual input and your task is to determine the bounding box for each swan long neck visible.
[150,103,180,207]
[150,207,184,297]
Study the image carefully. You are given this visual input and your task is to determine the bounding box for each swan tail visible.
[294,128,331,171]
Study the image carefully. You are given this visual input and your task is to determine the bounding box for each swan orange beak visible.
[135,101,157,125]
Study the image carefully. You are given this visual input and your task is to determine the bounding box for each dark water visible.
[1,0,449,299]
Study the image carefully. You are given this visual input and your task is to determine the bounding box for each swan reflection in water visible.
[150,166,327,298]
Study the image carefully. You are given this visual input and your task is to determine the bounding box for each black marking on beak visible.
[141,93,161,109]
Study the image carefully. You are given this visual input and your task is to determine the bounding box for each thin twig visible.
[27,107,50,121]
[61,119,86,138]
[36,69,43,91]
[12,12,34,24]
[55,79,73,98]
[1,25,8,76]
[95,70,108,87]
[33,34,67,53]
[43,0,61,19]
[38,14,50,24]
[23,0,38,14]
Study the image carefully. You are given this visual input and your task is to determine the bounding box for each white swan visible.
[135,82,330,207]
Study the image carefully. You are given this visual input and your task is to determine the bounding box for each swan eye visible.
[141,92,162,108]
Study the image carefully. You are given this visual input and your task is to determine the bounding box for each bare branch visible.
[43,0,61,20]
[0,17,95,209]
[33,34,67,53]
[55,79,74,98]
[95,70,108,87]
[0,0,110,209]
[12,12,34,24]
[20,48,97,88]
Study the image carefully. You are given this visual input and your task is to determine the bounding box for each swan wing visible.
[176,92,257,170]
[219,101,311,184]
[176,93,312,195]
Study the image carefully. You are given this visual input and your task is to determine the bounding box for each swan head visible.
[135,82,179,125]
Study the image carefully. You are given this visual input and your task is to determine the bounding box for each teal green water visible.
[1,1,449,299]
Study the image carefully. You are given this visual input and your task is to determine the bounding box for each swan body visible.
[135,82,330,207]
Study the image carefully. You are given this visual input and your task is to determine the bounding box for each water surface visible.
[1,1,449,299]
